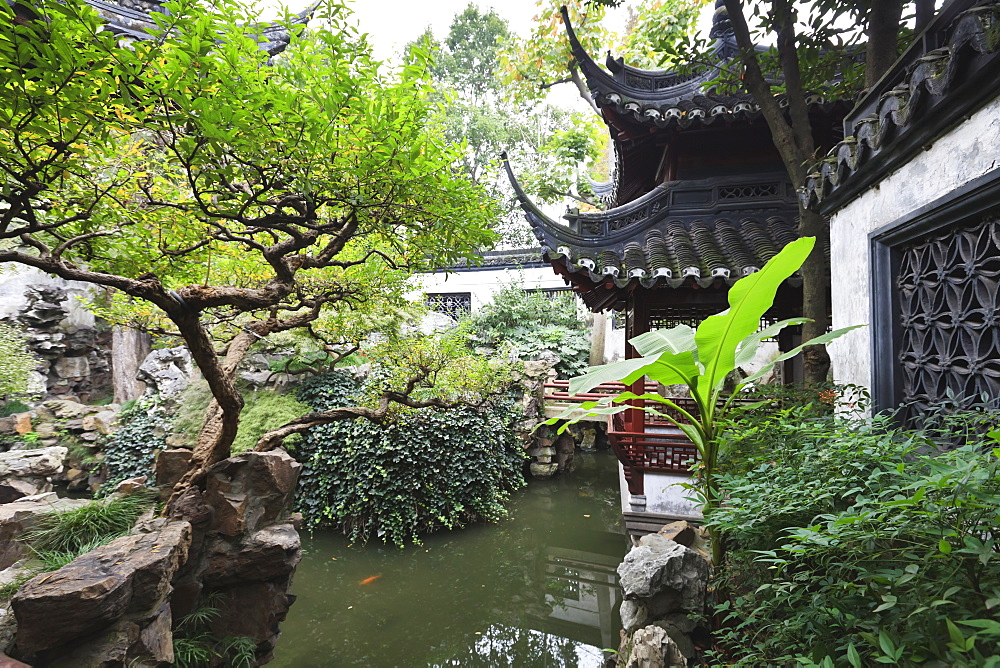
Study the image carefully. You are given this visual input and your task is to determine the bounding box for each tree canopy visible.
[0,0,499,500]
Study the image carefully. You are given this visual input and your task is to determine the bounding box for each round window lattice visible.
[896,216,1000,414]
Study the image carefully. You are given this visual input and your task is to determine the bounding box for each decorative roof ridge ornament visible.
[559,4,735,106]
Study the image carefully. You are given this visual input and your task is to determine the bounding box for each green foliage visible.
[708,414,1000,667]
[171,380,309,452]
[230,391,310,454]
[21,492,156,571]
[719,383,870,475]
[547,237,860,565]
[0,399,30,417]
[100,399,170,493]
[466,286,589,378]
[173,593,257,668]
[294,372,525,547]
[0,322,36,398]
[360,325,516,411]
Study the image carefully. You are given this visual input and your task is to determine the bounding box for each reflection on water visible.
[272,451,627,667]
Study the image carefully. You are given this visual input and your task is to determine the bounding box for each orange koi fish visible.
[359,575,382,585]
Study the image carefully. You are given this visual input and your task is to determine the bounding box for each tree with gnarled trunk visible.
[707,0,914,382]
[0,0,497,510]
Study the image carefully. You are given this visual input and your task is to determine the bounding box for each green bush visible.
[707,412,1000,667]
[0,322,36,398]
[294,372,526,546]
[466,286,589,378]
[172,380,310,453]
[231,391,310,454]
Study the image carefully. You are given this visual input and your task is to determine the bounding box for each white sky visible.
[258,0,714,110]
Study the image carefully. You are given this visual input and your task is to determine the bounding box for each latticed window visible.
[895,216,1000,414]
[424,292,472,320]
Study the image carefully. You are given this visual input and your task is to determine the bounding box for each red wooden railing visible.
[543,380,701,491]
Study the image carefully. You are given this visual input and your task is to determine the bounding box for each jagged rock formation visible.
[5,450,302,666]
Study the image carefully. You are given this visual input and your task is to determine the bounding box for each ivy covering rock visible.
[294,372,525,546]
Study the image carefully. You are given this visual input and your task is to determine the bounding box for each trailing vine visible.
[294,372,526,546]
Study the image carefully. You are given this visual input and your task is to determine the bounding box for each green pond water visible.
[271,450,628,667]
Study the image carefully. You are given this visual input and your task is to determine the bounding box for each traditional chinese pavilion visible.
[506,1,849,529]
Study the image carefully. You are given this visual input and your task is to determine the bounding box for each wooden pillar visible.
[625,292,650,434]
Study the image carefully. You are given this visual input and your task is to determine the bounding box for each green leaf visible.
[740,325,867,387]
[630,324,696,357]
[946,619,966,648]
[939,539,952,554]
[847,643,862,668]
[695,237,815,393]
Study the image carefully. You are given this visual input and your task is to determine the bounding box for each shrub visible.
[231,391,310,454]
[466,286,589,378]
[0,322,36,398]
[172,380,310,453]
[294,372,526,546]
[708,413,1000,667]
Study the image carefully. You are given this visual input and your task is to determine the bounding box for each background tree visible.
[500,0,707,110]
[409,4,610,245]
[0,0,497,507]
[650,0,921,382]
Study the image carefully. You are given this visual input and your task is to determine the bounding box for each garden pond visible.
[271,450,627,667]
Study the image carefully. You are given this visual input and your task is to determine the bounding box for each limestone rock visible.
[43,598,173,668]
[208,581,296,664]
[204,450,300,537]
[0,480,48,505]
[41,400,98,420]
[618,535,708,614]
[12,520,191,660]
[529,463,559,478]
[657,521,696,548]
[0,447,66,479]
[626,625,687,668]
[0,652,30,668]
[203,522,301,586]
[81,410,118,435]
[136,347,197,397]
[154,449,193,490]
[621,599,649,632]
[10,416,30,437]
[53,356,89,379]
[112,476,148,496]
[0,494,89,569]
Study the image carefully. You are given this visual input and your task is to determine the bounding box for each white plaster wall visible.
[409,266,569,312]
[0,264,97,328]
[829,95,1000,390]
[618,464,703,521]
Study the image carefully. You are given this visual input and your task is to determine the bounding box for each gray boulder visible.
[0,494,90,570]
[0,447,66,480]
[137,347,197,397]
[12,520,191,661]
[618,534,708,615]
[625,625,688,667]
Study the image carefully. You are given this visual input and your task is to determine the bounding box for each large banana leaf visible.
[740,324,866,386]
[568,350,699,395]
[630,324,697,358]
[694,237,815,394]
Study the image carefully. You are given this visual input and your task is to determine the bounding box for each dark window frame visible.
[869,166,1000,414]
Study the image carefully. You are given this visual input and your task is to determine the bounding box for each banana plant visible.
[544,236,862,565]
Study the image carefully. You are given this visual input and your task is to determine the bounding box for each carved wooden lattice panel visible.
[896,216,1000,413]
[424,293,471,320]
